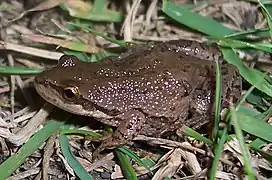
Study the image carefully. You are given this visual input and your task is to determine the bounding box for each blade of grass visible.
[59,133,93,180]
[209,127,228,180]
[257,0,272,38]
[117,147,153,176]
[59,0,123,22]
[213,60,222,140]
[229,84,272,143]
[60,129,103,138]
[69,22,126,47]
[162,0,235,38]
[163,0,271,39]
[182,126,213,145]
[246,93,267,111]
[237,86,256,111]
[230,106,256,180]
[229,82,272,163]
[0,66,42,75]
[0,119,65,179]
[209,61,227,180]
[115,149,138,180]
[248,0,272,4]
[92,0,105,10]
[250,138,267,149]
[210,78,257,179]
[223,28,270,39]
[237,106,261,117]
[250,147,272,162]
[258,103,272,120]
[233,111,272,142]
[219,39,272,53]
[250,139,272,162]
[222,48,272,97]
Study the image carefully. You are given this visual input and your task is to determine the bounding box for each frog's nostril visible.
[43,80,50,85]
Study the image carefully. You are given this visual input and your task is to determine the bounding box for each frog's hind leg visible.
[92,109,146,159]
[158,115,210,138]
[183,115,211,130]
[175,115,211,139]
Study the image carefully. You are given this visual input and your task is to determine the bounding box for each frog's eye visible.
[63,86,80,101]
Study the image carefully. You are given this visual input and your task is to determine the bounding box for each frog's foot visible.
[92,109,146,160]
[91,135,124,160]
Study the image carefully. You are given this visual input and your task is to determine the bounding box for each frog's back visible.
[82,41,218,118]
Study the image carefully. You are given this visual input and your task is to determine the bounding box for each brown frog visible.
[34,40,241,157]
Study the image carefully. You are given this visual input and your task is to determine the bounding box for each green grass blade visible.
[115,149,138,180]
[230,107,256,179]
[92,0,106,11]
[219,39,272,53]
[0,66,42,75]
[60,129,103,138]
[250,138,267,149]
[162,0,271,39]
[213,60,222,140]
[0,119,65,179]
[223,28,270,39]
[59,134,93,180]
[69,22,126,47]
[258,105,272,120]
[209,128,228,180]
[249,0,272,4]
[237,106,261,117]
[222,48,272,97]
[250,139,272,162]
[258,0,272,38]
[117,147,153,176]
[182,126,213,145]
[59,1,123,22]
[162,0,235,38]
[233,111,272,142]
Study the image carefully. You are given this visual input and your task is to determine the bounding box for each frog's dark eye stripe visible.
[63,86,80,101]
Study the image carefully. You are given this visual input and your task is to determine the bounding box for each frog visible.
[34,39,242,158]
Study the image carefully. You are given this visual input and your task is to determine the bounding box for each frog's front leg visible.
[92,109,146,159]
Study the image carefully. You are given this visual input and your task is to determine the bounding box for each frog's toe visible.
[92,139,122,161]
[89,133,112,142]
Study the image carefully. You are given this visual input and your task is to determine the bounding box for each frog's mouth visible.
[34,82,112,119]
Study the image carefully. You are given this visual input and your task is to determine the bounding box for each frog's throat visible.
[34,83,112,119]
